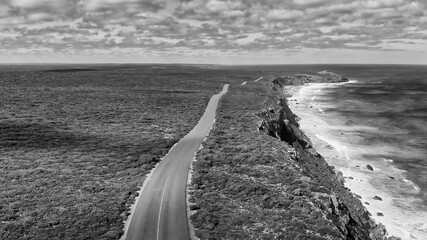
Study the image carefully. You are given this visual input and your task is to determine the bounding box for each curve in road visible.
[124,84,229,240]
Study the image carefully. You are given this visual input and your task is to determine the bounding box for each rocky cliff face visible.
[258,73,395,240]
[271,72,348,90]
[188,72,398,240]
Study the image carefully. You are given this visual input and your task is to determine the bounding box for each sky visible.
[0,0,426,64]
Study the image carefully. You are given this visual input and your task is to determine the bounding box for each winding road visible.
[124,84,229,240]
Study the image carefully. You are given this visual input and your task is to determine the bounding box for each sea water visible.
[287,65,427,239]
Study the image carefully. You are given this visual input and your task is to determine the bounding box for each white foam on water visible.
[315,134,350,160]
[287,83,427,240]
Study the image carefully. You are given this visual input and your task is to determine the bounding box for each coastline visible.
[285,82,427,240]
[187,75,393,239]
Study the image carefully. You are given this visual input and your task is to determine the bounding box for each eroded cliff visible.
[258,74,391,239]
[188,73,395,240]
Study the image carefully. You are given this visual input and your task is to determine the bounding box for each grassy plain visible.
[0,64,250,240]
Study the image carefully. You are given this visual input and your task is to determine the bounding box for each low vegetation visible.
[189,75,389,239]
[1,65,391,239]
[0,65,231,240]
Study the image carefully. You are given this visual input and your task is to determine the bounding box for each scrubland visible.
[1,65,388,240]
[188,75,388,239]
[0,65,229,239]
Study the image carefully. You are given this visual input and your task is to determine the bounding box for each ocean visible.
[287,65,427,239]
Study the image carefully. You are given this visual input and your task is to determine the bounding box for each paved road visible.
[125,84,229,240]
[253,76,263,82]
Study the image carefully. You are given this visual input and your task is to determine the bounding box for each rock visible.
[377,212,384,216]
[364,202,370,205]
[354,194,362,199]
[387,236,403,240]
[307,148,317,156]
[367,165,374,171]
[369,223,387,239]
[330,195,339,213]
[373,196,383,201]
[335,170,345,185]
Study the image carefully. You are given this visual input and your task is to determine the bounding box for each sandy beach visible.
[286,83,427,240]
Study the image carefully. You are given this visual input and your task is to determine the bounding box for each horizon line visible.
[0,62,426,66]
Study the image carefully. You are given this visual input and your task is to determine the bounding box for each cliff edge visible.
[188,72,399,240]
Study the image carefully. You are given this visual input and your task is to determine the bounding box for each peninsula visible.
[188,72,397,239]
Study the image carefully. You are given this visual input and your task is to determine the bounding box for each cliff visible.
[258,74,392,239]
[189,72,396,239]
[271,71,348,90]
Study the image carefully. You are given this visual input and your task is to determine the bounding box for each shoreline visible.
[285,82,427,240]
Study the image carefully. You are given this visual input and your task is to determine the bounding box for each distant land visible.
[3,64,426,239]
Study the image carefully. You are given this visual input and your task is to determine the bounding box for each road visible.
[125,84,229,240]
[253,76,263,82]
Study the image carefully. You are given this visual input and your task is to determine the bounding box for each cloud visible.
[5,0,79,18]
[7,0,68,9]
[174,0,246,20]
[266,9,304,21]
[294,0,327,7]
[83,0,164,12]
[364,0,405,9]
[0,0,426,63]
[205,0,241,12]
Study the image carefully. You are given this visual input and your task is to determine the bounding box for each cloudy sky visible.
[0,0,426,64]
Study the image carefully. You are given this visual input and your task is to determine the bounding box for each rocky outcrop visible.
[271,71,348,91]
[317,70,349,82]
[257,99,312,149]
[257,72,395,240]
[188,71,397,240]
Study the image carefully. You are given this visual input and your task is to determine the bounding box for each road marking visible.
[157,168,176,240]
[254,76,263,82]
